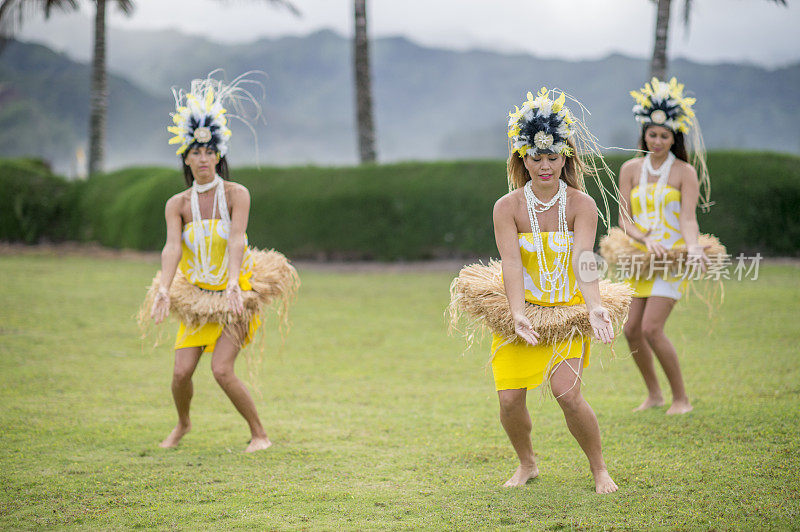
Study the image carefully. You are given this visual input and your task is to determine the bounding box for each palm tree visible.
[649,0,788,80]
[0,0,76,40]
[1,0,300,176]
[1,0,133,176]
[353,0,376,163]
[87,0,133,176]
[649,0,672,80]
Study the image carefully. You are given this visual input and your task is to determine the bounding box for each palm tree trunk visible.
[88,0,107,176]
[353,0,376,163]
[649,0,672,80]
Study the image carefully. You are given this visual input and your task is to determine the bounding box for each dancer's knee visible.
[553,381,582,411]
[623,321,642,342]
[211,363,235,385]
[498,391,526,415]
[172,366,194,385]
[641,321,663,343]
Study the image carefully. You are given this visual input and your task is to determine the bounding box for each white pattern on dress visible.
[181,219,232,284]
[632,185,683,250]
[519,232,576,304]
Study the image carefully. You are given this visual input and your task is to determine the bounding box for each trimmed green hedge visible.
[2,152,798,258]
[0,158,80,243]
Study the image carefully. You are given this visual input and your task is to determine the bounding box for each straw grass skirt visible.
[599,228,727,278]
[138,248,300,351]
[448,260,633,391]
[599,227,728,301]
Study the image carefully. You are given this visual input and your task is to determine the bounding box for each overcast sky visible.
[16,0,800,68]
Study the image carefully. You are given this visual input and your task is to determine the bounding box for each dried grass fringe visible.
[447,260,633,350]
[447,260,633,400]
[598,228,727,278]
[599,227,726,320]
[137,248,300,352]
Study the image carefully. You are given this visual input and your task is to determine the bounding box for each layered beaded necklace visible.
[189,174,231,286]
[638,151,675,232]
[524,179,569,292]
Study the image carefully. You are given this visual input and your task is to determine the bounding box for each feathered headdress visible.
[168,71,265,157]
[506,88,630,229]
[508,87,574,158]
[630,77,696,133]
[631,77,712,211]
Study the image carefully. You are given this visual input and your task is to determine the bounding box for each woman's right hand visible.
[589,305,614,344]
[513,313,540,346]
[151,287,170,324]
[642,234,668,258]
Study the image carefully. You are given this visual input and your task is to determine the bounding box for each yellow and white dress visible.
[174,218,260,352]
[490,231,590,391]
[628,176,687,300]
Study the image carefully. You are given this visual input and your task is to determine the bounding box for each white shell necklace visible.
[524,179,569,292]
[638,151,675,232]
[190,174,231,286]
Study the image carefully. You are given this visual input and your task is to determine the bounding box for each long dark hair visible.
[182,155,230,187]
[638,125,688,162]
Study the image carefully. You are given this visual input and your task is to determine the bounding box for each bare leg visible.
[160,346,203,448]
[497,388,539,487]
[550,356,618,494]
[642,296,693,415]
[624,297,664,411]
[211,329,271,452]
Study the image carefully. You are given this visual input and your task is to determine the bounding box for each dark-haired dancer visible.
[612,78,711,415]
[145,74,297,451]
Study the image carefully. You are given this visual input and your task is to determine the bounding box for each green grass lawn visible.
[1,254,798,530]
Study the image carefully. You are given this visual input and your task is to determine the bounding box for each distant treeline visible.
[1,152,798,259]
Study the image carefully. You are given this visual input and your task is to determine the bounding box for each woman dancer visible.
[611,77,711,414]
[450,89,631,492]
[145,74,298,451]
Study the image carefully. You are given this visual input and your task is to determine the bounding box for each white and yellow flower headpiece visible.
[632,77,712,211]
[168,71,265,158]
[507,87,575,158]
[505,88,629,230]
[630,77,696,134]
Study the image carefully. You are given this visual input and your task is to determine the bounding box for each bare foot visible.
[633,395,665,412]
[245,437,273,453]
[666,399,693,415]
[593,469,618,494]
[502,463,540,488]
[159,423,190,448]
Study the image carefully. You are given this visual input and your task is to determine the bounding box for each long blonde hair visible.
[506,138,586,192]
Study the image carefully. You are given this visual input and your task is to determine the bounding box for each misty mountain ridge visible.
[2,27,798,176]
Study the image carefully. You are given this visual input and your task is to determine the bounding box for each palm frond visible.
[112,0,134,16]
[268,0,301,17]
[682,0,692,30]
[0,0,79,39]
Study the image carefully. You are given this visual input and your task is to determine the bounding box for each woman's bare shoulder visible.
[567,187,597,214]
[619,157,643,180]
[165,190,189,209]
[673,158,698,181]
[493,188,524,215]
[224,180,250,199]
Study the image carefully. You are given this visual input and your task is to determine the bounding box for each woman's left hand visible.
[151,287,170,324]
[687,244,711,273]
[589,306,614,344]
[226,283,244,315]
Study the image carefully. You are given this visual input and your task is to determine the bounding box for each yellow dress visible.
[628,183,687,300]
[490,232,591,391]
[174,219,261,352]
